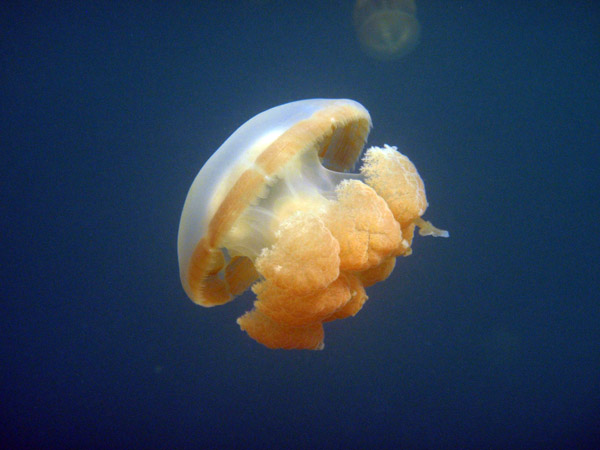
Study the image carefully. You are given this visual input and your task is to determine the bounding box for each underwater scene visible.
[2,1,599,448]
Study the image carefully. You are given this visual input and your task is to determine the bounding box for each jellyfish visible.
[353,0,420,61]
[178,99,447,350]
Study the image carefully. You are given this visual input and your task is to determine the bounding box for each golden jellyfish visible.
[177,99,448,350]
[354,0,420,61]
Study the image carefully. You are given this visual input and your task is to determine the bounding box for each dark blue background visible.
[2,1,599,449]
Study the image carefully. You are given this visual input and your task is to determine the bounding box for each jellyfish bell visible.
[178,98,447,350]
[354,0,421,61]
[177,99,370,303]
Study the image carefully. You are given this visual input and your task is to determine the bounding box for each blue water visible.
[2,1,599,448]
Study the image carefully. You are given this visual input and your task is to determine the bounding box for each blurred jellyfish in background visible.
[354,0,420,61]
